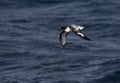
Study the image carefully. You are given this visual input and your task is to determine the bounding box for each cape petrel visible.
[60,24,91,47]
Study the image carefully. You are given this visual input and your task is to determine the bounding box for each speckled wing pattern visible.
[60,31,68,47]
[75,32,91,41]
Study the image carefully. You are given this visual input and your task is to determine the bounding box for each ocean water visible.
[0,0,120,83]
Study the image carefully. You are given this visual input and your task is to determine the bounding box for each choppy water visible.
[0,0,120,83]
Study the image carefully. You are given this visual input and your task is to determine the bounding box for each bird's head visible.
[61,26,67,30]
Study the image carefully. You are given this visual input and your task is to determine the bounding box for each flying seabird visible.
[60,24,91,47]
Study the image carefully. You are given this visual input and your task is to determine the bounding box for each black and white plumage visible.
[60,24,91,47]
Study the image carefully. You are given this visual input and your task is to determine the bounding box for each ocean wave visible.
[90,70,120,83]
[0,0,120,83]
[0,0,78,9]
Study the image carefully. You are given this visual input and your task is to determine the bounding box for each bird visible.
[60,24,91,47]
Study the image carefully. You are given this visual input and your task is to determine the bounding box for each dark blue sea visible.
[0,0,120,83]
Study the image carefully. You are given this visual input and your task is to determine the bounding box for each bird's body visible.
[60,24,91,47]
[61,24,84,32]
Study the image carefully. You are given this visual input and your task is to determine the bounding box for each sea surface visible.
[0,0,120,83]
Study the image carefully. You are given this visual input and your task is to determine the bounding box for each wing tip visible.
[62,44,66,47]
[83,36,92,41]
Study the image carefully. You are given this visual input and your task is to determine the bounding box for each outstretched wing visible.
[75,32,91,41]
[60,31,68,47]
